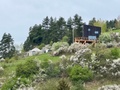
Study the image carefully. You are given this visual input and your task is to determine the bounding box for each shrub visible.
[51,42,69,51]
[69,65,93,82]
[57,78,70,90]
[1,77,17,90]
[68,42,88,53]
[99,33,112,43]
[96,49,112,61]
[38,43,45,49]
[40,60,61,78]
[16,60,39,78]
[61,36,69,42]
[0,67,4,76]
[40,59,49,69]
[50,41,53,46]
[35,78,58,90]
[111,47,119,59]
[71,80,85,90]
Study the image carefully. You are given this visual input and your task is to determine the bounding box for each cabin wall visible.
[83,25,101,40]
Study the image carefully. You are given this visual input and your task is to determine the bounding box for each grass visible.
[104,29,120,34]
[0,53,60,77]
[112,29,120,32]
[85,78,120,90]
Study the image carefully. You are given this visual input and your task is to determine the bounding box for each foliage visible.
[57,78,70,90]
[111,47,120,59]
[61,36,69,42]
[89,17,96,26]
[0,33,15,59]
[73,14,83,37]
[99,33,112,43]
[68,42,88,53]
[69,65,93,82]
[0,67,4,76]
[50,41,53,46]
[96,49,111,61]
[40,59,61,78]
[51,42,69,51]
[35,78,58,90]
[94,19,107,32]
[23,14,83,51]
[38,43,45,49]
[16,60,39,78]
[71,80,85,90]
[1,77,17,90]
[98,84,120,90]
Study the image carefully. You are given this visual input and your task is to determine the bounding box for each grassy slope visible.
[104,29,120,34]
[1,29,120,89]
[0,53,60,77]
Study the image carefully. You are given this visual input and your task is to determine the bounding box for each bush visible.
[50,41,53,46]
[71,80,85,90]
[0,67,4,76]
[38,43,45,49]
[96,49,112,61]
[57,78,70,90]
[69,65,93,82]
[99,33,112,43]
[61,36,69,42]
[40,60,61,77]
[51,42,69,51]
[111,47,119,59]
[1,77,17,90]
[16,60,39,78]
[35,78,58,90]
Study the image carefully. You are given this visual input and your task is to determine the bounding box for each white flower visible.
[0,67,4,71]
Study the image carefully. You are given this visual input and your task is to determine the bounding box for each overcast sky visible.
[0,0,120,44]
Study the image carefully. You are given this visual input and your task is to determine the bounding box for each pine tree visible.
[0,33,15,59]
[67,17,73,44]
[89,17,96,26]
[73,14,83,37]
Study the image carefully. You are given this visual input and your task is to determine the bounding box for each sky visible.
[0,0,120,45]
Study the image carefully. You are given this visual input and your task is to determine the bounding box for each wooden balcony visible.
[75,37,97,44]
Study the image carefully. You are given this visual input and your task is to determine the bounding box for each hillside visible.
[0,30,120,90]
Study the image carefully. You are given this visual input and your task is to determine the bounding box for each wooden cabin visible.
[75,25,101,44]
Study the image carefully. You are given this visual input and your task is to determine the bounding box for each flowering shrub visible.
[51,42,69,56]
[110,32,120,43]
[98,84,120,90]
[0,67,4,76]
[91,57,120,78]
[69,48,92,67]
[99,33,112,43]
[68,42,88,53]
[52,46,68,56]
[51,42,69,51]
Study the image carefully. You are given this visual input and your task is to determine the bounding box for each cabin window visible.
[88,36,96,40]
[88,28,91,31]
[95,31,98,34]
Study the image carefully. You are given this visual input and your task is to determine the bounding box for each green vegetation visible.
[0,33,15,59]
[1,15,120,90]
[69,65,93,82]
[57,78,70,90]
[16,60,39,78]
